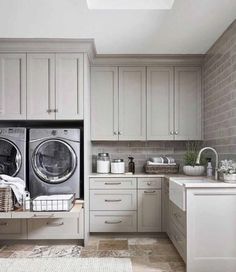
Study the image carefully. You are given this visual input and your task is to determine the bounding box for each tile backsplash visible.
[92,141,202,173]
[203,19,236,161]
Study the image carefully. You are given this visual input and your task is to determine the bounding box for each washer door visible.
[0,138,22,177]
[32,139,77,184]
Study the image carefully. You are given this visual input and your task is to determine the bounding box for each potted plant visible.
[183,142,205,176]
[218,160,236,183]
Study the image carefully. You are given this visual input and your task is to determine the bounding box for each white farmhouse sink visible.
[169,177,211,211]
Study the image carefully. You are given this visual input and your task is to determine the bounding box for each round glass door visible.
[32,139,77,184]
[0,139,22,177]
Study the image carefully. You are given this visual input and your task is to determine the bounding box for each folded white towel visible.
[147,161,177,166]
[0,174,26,206]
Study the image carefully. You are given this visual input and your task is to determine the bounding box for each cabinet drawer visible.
[90,190,136,211]
[0,219,27,239]
[0,219,23,234]
[138,178,162,189]
[90,178,136,189]
[169,221,186,262]
[170,201,186,234]
[28,217,82,239]
[90,211,137,232]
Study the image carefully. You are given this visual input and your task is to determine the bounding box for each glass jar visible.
[97,153,110,173]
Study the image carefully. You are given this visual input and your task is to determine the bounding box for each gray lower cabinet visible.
[138,189,162,232]
[0,219,27,239]
[89,177,163,233]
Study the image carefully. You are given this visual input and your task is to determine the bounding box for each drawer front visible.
[90,178,136,189]
[169,221,186,262]
[0,219,23,234]
[138,178,162,189]
[170,201,186,234]
[90,190,137,211]
[90,211,137,232]
[28,217,81,239]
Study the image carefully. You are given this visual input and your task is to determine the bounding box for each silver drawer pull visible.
[0,222,8,226]
[104,182,121,185]
[46,222,64,227]
[105,220,122,224]
[105,199,122,202]
[147,182,151,186]
[32,214,54,218]
[144,190,156,194]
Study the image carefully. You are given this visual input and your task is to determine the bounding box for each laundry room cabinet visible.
[0,54,27,120]
[147,66,202,140]
[91,66,146,141]
[27,53,84,120]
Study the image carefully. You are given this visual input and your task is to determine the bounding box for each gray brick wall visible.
[203,19,236,160]
[92,141,200,173]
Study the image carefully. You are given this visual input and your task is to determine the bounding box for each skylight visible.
[86,0,175,10]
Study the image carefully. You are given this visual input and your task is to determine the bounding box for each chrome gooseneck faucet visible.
[196,147,219,180]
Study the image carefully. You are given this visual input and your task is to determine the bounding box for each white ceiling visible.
[0,0,235,54]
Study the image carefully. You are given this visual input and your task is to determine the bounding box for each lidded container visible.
[97,153,110,173]
[111,159,125,174]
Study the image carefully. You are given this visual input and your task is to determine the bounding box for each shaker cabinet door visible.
[91,67,119,140]
[0,54,26,120]
[174,67,202,140]
[138,189,162,232]
[56,53,84,120]
[27,54,56,120]
[147,67,174,140]
[118,67,146,140]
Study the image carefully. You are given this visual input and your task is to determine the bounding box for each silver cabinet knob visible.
[113,132,117,135]
[47,109,52,113]
[175,130,179,135]
[53,109,58,113]
[118,131,122,135]
[170,131,174,135]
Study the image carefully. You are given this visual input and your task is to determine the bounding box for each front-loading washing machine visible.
[0,127,26,183]
[29,128,81,198]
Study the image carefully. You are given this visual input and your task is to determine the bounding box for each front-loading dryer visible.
[0,127,26,183]
[29,128,80,198]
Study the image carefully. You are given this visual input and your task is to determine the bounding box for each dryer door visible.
[0,138,22,177]
[32,139,77,184]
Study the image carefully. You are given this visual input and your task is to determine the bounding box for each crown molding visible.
[0,38,205,66]
[0,38,97,61]
[91,54,205,66]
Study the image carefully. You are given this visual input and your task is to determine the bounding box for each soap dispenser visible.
[206,158,213,177]
[128,157,135,174]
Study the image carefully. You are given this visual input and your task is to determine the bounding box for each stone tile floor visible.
[0,233,185,272]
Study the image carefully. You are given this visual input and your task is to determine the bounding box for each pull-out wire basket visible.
[25,194,75,212]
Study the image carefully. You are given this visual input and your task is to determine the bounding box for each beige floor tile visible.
[98,239,128,250]
[132,256,171,272]
[168,261,186,272]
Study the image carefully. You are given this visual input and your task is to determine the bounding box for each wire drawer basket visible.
[0,186,14,212]
[25,194,75,212]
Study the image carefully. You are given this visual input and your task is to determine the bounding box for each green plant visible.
[184,142,205,166]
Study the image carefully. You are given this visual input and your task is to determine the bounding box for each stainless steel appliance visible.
[29,128,80,198]
[0,127,26,183]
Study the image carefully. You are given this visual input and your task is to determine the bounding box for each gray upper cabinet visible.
[174,67,202,140]
[0,54,26,120]
[91,66,146,141]
[56,53,84,120]
[147,67,174,140]
[27,54,56,120]
[27,53,84,120]
[91,67,119,140]
[119,67,146,140]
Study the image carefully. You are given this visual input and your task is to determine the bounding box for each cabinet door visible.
[138,189,162,232]
[119,67,146,140]
[0,54,26,120]
[174,67,202,140]
[147,67,174,140]
[27,54,55,120]
[91,67,118,140]
[56,53,84,120]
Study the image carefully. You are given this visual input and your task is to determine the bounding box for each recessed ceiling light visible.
[87,0,175,10]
